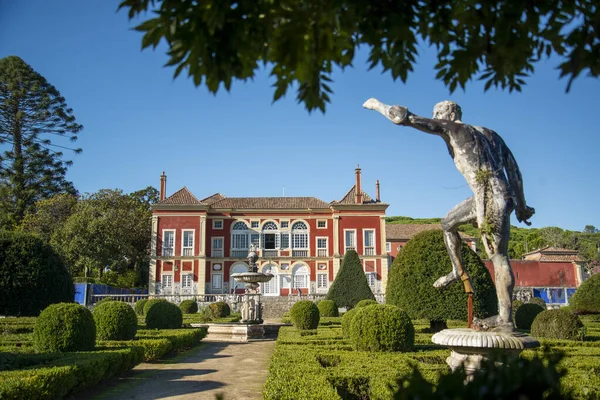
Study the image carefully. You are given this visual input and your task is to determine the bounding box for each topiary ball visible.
[290,300,320,330]
[317,300,339,317]
[143,298,167,316]
[134,299,148,316]
[356,299,378,308]
[33,303,96,352]
[569,273,600,315]
[531,309,585,341]
[341,309,357,338]
[512,300,524,314]
[179,300,199,314]
[528,297,547,309]
[349,304,414,352]
[209,301,231,318]
[93,301,138,341]
[145,301,183,329]
[515,303,545,330]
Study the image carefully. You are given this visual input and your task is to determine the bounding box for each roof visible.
[386,223,475,240]
[156,187,205,205]
[333,185,377,205]
[201,193,226,206]
[209,196,331,210]
[521,246,584,262]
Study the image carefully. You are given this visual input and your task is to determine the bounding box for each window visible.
[182,274,193,288]
[344,230,356,252]
[366,272,376,287]
[317,220,327,229]
[212,274,223,289]
[162,230,175,256]
[386,242,391,252]
[162,274,173,287]
[292,265,309,290]
[231,221,248,249]
[364,230,375,255]
[317,238,328,257]
[212,237,224,257]
[317,273,328,289]
[182,230,194,256]
[213,220,223,229]
[280,233,290,249]
[262,222,278,250]
[292,222,308,249]
[280,221,289,228]
[251,221,259,228]
[250,233,260,247]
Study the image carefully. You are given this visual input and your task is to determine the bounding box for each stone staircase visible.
[261,296,305,319]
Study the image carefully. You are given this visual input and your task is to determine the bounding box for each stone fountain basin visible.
[231,272,273,283]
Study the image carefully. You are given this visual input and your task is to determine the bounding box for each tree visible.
[51,189,151,285]
[129,186,159,205]
[18,193,77,242]
[325,249,375,308]
[569,273,600,315]
[0,56,82,228]
[584,225,598,234]
[119,0,599,113]
[387,230,497,331]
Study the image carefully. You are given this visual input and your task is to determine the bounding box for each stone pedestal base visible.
[432,328,540,378]
[240,293,263,323]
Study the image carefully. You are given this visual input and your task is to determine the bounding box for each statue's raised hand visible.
[363,98,408,125]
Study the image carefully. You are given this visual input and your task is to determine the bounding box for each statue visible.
[364,98,535,331]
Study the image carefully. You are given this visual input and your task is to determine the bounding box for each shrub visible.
[289,300,320,330]
[179,299,198,314]
[515,303,545,330]
[208,301,231,318]
[93,301,138,341]
[569,273,600,315]
[512,299,524,315]
[145,301,183,329]
[143,298,167,315]
[531,309,586,341]
[0,232,74,316]
[386,230,497,331]
[317,300,339,317]
[326,250,375,308]
[528,297,547,309]
[33,303,96,352]
[356,299,378,308]
[341,309,357,337]
[134,299,148,316]
[95,297,115,306]
[349,304,414,352]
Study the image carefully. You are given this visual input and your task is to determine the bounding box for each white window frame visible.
[366,272,376,287]
[363,229,375,256]
[317,273,328,290]
[231,221,249,250]
[211,237,224,257]
[316,237,328,257]
[280,220,289,229]
[291,221,309,250]
[162,229,175,257]
[344,229,356,253]
[251,220,260,229]
[280,232,290,249]
[212,273,223,290]
[182,273,193,288]
[161,274,173,287]
[386,242,391,252]
[292,264,310,291]
[212,219,223,229]
[182,229,194,257]
[317,219,327,229]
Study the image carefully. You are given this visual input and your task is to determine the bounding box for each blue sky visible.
[1,1,599,231]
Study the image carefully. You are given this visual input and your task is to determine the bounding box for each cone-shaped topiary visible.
[569,273,600,315]
[317,300,339,317]
[356,299,378,308]
[341,308,357,338]
[93,300,138,340]
[145,301,183,329]
[531,309,585,341]
[515,303,545,330]
[33,303,96,352]
[135,299,148,316]
[325,250,375,308]
[179,299,199,314]
[143,298,167,315]
[528,297,547,309]
[349,304,414,352]
[290,300,320,330]
[386,230,497,329]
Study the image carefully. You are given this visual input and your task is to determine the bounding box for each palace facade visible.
[149,168,389,297]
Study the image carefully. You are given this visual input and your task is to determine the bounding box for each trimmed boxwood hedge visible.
[528,297,547,309]
[93,301,138,341]
[349,304,414,352]
[134,299,148,316]
[143,298,167,316]
[325,250,376,309]
[531,309,585,341]
[317,300,339,317]
[341,309,357,338]
[290,300,320,330]
[209,301,231,318]
[569,273,600,315]
[145,301,183,329]
[179,299,199,314]
[515,303,545,330]
[356,299,378,308]
[33,303,96,352]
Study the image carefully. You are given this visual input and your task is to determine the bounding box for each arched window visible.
[231,221,249,249]
[291,221,308,249]
[230,263,248,294]
[292,264,309,292]
[262,221,279,250]
[261,263,279,295]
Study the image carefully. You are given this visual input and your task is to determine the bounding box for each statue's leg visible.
[488,209,514,327]
[435,197,476,292]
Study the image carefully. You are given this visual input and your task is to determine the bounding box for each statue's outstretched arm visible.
[363,98,448,137]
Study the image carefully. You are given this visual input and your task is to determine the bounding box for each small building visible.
[149,167,389,298]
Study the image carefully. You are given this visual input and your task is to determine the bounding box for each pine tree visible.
[326,249,375,309]
[0,56,82,228]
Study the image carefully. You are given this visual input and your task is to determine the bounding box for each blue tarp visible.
[74,283,147,305]
[532,287,575,305]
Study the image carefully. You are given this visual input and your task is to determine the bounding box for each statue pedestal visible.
[432,328,540,379]
[240,293,263,323]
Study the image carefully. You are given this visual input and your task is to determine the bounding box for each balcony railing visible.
[344,246,355,253]
[262,249,279,258]
[211,249,224,258]
[231,249,249,258]
[317,249,328,257]
[162,248,174,257]
[182,248,193,257]
[364,247,375,256]
[292,249,309,257]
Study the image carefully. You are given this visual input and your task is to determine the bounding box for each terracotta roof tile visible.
[386,224,475,240]
[334,185,376,204]
[522,246,584,262]
[201,193,226,205]
[209,197,330,209]
[157,187,205,205]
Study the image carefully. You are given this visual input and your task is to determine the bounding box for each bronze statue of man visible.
[364,98,535,331]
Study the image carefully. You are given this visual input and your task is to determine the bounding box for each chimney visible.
[159,171,167,201]
[355,165,362,204]
[376,179,380,202]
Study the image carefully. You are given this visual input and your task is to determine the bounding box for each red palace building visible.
[149,167,389,297]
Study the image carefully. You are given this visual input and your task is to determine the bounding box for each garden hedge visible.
[145,301,183,329]
[349,304,414,352]
[179,299,198,314]
[515,303,545,330]
[290,300,320,330]
[0,232,74,316]
[386,230,497,329]
[209,301,231,318]
[341,309,357,338]
[143,298,167,315]
[356,299,378,308]
[33,303,96,352]
[528,297,547,309]
[569,273,600,315]
[134,299,148,315]
[317,300,339,317]
[531,309,586,341]
[93,301,138,341]
[326,249,375,308]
